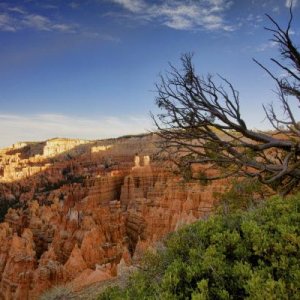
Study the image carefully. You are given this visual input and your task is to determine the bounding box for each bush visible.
[99,194,300,299]
[214,178,272,214]
[39,285,74,300]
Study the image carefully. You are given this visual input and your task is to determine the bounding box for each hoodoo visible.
[0,135,225,299]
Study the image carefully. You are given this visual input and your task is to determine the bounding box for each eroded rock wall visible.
[0,171,129,299]
[0,135,226,299]
[120,164,226,256]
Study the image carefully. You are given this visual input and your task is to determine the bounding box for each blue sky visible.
[0,0,299,147]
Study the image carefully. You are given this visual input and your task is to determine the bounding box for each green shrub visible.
[99,194,300,299]
[214,178,271,214]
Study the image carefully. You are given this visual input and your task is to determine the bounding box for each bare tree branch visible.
[153,7,300,195]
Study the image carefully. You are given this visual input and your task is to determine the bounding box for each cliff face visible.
[0,135,226,299]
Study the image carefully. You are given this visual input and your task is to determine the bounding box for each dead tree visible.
[153,8,300,195]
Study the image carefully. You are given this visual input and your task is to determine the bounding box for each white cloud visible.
[0,7,76,33]
[8,7,26,14]
[0,114,153,148]
[69,2,80,9]
[255,41,277,52]
[112,0,146,12]
[285,0,298,7]
[51,23,76,33]
[22,14,53,31]
[0,4,118,39]
[110,0,235,31]
[0,13,17,32]
[22,14,76,33]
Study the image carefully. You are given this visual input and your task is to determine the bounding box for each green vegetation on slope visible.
[214,178,272,215]
[99,194,300,299]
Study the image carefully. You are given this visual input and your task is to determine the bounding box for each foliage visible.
[214,178,272,214]
[39,285,74,300]
[99,193,300,299]
[118,133,150,139]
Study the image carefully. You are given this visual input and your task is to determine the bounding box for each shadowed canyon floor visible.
[0,135,226,299]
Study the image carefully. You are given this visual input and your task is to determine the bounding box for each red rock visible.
[71,268,112,291]
[0,135,227,299]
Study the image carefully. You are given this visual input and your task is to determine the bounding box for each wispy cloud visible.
[7,7,26,14]
[0,114,153,148]
[0,4,119,40]
[112,0,146,12]
[255,40,277,52]
[69,2,80,9]
[0,6,76,33]
[110,0,235,31]
[0,13,17,32]
[285,0,298,8]
[22,14,49,31]
[246,13,263,23]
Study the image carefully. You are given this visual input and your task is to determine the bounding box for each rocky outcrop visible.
[0,228,36,300]
[0,172,129,299]
[120,162,226,255]
[43,138,89,157]
[0,135,227,299]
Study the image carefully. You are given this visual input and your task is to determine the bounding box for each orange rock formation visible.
[0,135,226,299]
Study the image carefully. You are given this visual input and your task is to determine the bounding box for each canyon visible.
[0,135,226,299]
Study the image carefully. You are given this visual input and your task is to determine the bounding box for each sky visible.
[0,0,299,147]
